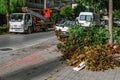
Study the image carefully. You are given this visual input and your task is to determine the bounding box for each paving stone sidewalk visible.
[0,45,120,80]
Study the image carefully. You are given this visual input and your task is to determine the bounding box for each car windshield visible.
[57,20,66,24]
[10,14,23,22]
[64,21,75,27]
[80,15,92,22]
[56,20,71,27]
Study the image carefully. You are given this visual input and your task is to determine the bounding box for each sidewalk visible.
[0,45,120,80]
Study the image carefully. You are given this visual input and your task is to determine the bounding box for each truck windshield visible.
[10,14,23,22]
[80,15,92,22]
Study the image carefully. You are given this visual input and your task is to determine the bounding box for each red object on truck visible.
[43,8,52,18]
[21,7,28,12]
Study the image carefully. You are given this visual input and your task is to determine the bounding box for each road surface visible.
[0,31,55,51]
[0,31,58,70]
[0,31,65,80]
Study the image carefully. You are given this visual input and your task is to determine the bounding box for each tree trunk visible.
[109,0,113,44]
[6,0,9,32]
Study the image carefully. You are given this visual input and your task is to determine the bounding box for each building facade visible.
[26,0,72,10]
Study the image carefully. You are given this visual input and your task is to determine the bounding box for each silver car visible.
[55,20,76,37]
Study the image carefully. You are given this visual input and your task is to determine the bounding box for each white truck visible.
[9,8,54,33]
[76,12,101,27]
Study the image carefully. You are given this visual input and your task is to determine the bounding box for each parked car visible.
[55,20,76,37]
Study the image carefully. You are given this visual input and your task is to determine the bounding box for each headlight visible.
[10,25,14,28]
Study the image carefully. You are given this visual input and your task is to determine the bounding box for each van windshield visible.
[10,14,23,22]
[80,15,92,22]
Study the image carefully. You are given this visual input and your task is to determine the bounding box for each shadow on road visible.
[1,57,65,80]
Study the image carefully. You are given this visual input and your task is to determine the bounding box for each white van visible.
[76,12,101,27]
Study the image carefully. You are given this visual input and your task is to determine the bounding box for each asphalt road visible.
[0,32,64,80]
[0,31,55,51]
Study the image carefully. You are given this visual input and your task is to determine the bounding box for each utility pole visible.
[44,0,46,9]
[109,0,113,44]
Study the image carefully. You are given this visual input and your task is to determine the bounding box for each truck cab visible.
[9,13,32,33]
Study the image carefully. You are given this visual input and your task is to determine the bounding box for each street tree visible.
[73,0,115,44]
[0,0,26,28]
[0,0,26,14]
[6,0,9,29]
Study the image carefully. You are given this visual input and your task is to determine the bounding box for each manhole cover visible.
[0,48,13,51]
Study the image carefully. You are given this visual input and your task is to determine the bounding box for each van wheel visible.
[27,27,32,34]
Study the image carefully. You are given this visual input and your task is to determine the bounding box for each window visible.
[80,15,92,22]
[10,14,23,22]
[86,15,92,22]
[25,14,30,21]
[80,15,85,20]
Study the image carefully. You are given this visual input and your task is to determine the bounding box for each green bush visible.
[57,25,120,58]
[68,26,109,46]
[57,25,120,71]
[113,27,120,43]
[57,26,110,59]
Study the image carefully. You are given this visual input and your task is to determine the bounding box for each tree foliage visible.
[74,5,86,17]
[73,0,108,13]
[60,5,74,18]
[73,0,120,14]
[0,0,6,14]
[0,0,26,15]
[113,0,120,10]
[114,10,120,18]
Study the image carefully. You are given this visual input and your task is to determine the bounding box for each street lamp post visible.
[44,0,46,9]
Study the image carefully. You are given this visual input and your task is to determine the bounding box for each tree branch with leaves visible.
[0,0,26,29]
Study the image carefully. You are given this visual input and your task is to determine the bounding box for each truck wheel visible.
[45,27,48,32]
[32,24,35,32]
[42,28,48,32]
[27,27,32,34]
